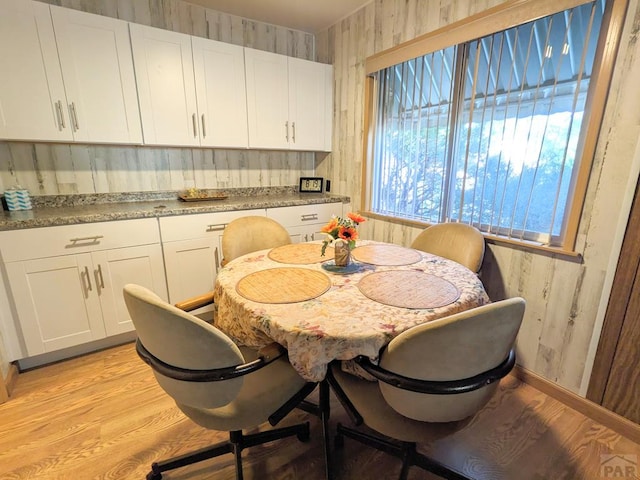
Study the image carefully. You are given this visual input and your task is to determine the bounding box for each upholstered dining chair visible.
[173,215,291,312]
[328,297,525,480]
[123,284,316,480]
[410,223,485,273]
[221,215,291,267]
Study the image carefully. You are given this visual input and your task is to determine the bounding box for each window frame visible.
[361,0,629,257]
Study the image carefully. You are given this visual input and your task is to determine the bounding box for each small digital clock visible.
[299,177,324,193]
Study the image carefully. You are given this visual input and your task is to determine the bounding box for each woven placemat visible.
[357,271,460,309]
[268,243,334,264]
[236,268,331,304]
[352,244,422,266]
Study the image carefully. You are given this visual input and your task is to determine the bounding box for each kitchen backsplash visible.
[0,143,316,196]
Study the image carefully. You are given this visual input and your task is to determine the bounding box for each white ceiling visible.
[184,0,371,34]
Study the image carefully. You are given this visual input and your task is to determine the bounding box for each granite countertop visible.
[0,187,350,231]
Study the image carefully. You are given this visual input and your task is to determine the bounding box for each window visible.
[366,0,623,250]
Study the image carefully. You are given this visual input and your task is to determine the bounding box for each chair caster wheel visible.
[146,463,162,480]
[297,422,311,442]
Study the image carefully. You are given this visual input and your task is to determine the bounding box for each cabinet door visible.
[267,203,343,244]
[287,224,333,243]
[163,237,218,304]
[0,0,70,141]
[49,6,142,144]
[4,254,105,356]
[130,23,199,146]
[192,37,248,148]
[93,244,167,336]
[244,48,289,149]
[288,57,333,151]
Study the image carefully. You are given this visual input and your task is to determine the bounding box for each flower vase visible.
[334,240,351,267]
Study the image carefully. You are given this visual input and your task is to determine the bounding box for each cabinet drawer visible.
[159,209,265,242]
[266,203,342,227]
[0,218,160,262]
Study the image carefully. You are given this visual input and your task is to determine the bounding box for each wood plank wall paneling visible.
[0,0,317,196]
[316,0,640,395]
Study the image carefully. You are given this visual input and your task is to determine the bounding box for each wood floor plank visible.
[0,342,638,480]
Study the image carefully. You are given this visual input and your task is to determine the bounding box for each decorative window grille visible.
[370,0,607,246]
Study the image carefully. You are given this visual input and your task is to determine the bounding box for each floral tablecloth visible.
[213,241,490,382]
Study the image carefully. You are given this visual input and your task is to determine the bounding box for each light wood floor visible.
[1,342,639,480]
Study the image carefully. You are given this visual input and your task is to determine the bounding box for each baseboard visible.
[16,331,136,371]
[513,365,640,444]
[0,363,19,403]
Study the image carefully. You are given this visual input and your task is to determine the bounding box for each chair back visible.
[410,223,485,272]
[222,216,291,265]
[379,297,525,422]
[123,284,245,409]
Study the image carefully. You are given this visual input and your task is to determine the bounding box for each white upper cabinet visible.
[130,25,249,148]
[244,49,290,149]
[49,5,142,144]
[0,0,70,141]
[289,57,333,152]
[0,1,142,144]
[0,1,331,150]
[245,49,333,152]
[192,37,249,148]
[130,23,200,147]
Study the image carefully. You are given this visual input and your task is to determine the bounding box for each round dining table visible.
[213,240,490,382]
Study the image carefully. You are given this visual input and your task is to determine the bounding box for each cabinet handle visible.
[192,113,198,137]
[311,233,315,241]
[83,266,93,293]
[300,214,319,222]
[68,235,103,246]
[55,100,65,130]
[285,121,289,142]
[214,247,220,270]
[292,121,296,143]
[206,224,226,232]
[95,264,105,290]
[68,102,79,131]
[201,114,206,138]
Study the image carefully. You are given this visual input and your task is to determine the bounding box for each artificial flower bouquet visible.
[320,212,366,256]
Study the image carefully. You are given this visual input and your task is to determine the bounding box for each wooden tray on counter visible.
[178,193,228,202]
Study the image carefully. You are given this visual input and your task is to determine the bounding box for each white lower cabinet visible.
[5,254,105,355]
[266,203,343,243]
[91,245,166,336]
[159,209,264,304]
[162,237,218,306]
[0,219,166,356]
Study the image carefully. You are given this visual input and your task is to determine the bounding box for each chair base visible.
[296,380,334,480]
[335,423,472,480]
[147,422,310,480]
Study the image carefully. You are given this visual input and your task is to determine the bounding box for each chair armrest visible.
[355,349,516,395]
[174,292,214,312]
[258,342,287,362]
[136,339,286,382]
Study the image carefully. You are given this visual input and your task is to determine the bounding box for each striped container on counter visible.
[4,187,32,211]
